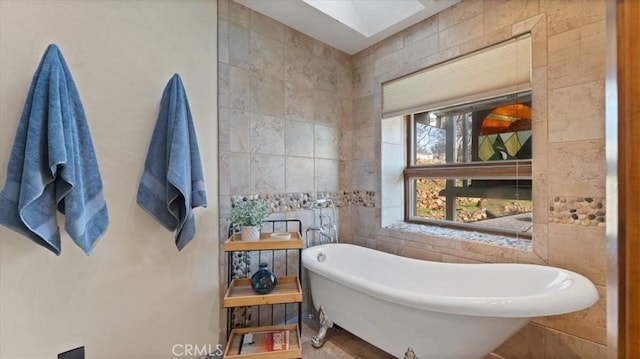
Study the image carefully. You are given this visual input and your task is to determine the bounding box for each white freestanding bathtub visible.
[302,243,598,359]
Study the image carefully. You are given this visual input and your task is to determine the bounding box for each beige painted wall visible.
[0,1,219,358]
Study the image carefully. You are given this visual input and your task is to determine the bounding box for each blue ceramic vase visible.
[251,262,277,294]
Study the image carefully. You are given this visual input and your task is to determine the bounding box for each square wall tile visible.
[548,80,605,142]
[250,154,285,193]
[250,113,284,155]
[401,33,439,68]
[284,81,314,122]
[483,0,539,34]
[353,160,376,191]
[285,119,314,157]
[284,45,314,89]
[250,32,284,79]
[250,75,284,117]
[314,124,339,159]
[285,157,314,193]
[547,140,605,198]
[541,0,606,37]
[313,53,338,93]
[547,223,606,286]
[547,20,605,90]
[313,90,340,126]
[314,159,339,192]
[352,95,374,128]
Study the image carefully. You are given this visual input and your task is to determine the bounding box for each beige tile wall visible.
[218,0,608,356]
[218,0,354,232]
[353,0,608,357]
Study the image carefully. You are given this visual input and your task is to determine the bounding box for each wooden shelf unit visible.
[223,220,303,358]
[222,324,302,359]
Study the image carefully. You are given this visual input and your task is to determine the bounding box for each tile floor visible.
[299,316,503,359]
[300,317,394,359]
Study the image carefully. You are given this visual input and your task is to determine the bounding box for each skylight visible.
[302,0,426,38]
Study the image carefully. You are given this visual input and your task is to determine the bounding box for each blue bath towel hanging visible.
[0,44,109,255]
[137,74,207,251]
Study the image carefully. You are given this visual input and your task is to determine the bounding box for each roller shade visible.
[382,34,531,118]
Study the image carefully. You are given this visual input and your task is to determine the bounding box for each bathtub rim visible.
[302,243,599,318]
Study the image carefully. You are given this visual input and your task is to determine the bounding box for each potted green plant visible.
[228,200,269,241]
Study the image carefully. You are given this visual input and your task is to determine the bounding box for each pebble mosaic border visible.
[230,190,376,212]
[548,196,605,226]
[386,222,533,250]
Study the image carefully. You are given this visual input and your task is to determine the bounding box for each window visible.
[381,34,533,238]
[404,92,532,237]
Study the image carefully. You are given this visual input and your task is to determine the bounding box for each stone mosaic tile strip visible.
[548,196,605,226]
[230,190,375,212]
[386,222,533,251]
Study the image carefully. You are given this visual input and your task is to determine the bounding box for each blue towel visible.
[0,44,109,255]
[137,74,207,251]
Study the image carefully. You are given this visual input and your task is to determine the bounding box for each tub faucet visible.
[404,348,419,359]
[318,227,335,243]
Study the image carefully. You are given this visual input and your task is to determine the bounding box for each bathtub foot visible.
[404,347,418,359]
[311,306,333,348]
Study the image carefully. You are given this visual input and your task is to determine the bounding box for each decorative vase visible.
[251,262,277,294]
[241,225,260,241]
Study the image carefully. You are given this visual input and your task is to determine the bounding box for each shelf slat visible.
[224,232,303,252]
[223,324,302,359]
[224,277,302,308]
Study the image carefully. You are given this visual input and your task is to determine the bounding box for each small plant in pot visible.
[228,200,269,241]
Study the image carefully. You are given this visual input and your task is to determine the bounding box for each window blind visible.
[382,34,531,118]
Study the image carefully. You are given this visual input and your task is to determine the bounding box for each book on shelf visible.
[238,329,290,354]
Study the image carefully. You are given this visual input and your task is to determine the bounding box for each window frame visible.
[403,95,533,239]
